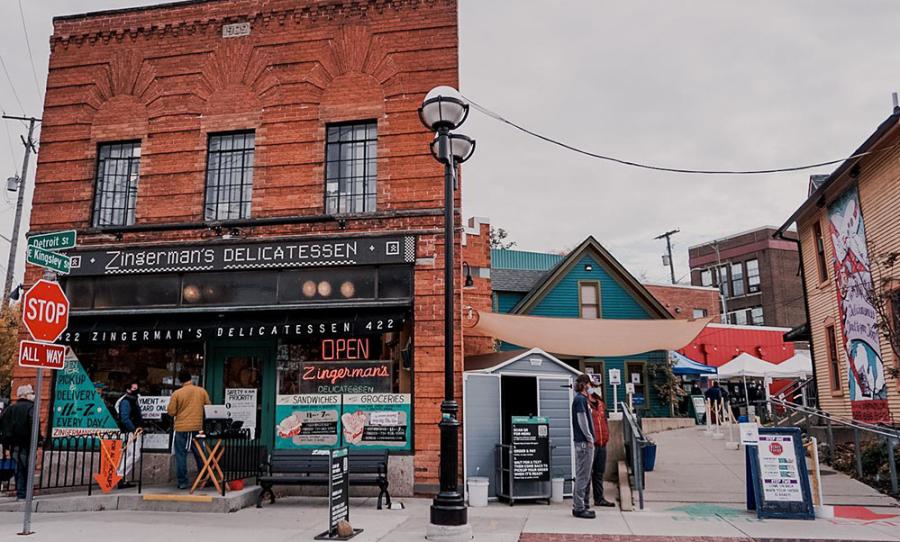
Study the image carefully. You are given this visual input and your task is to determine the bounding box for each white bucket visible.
[467,477,489,507]
[551,478,565,503]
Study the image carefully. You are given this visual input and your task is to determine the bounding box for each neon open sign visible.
[321,338,371,361]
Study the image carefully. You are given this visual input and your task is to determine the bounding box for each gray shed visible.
[463,348,580,500]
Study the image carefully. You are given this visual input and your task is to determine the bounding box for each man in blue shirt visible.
[571,373,595,518]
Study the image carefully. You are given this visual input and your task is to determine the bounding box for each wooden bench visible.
[257,450,391,509]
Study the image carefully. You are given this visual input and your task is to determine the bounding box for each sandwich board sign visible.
[746,427,814,520]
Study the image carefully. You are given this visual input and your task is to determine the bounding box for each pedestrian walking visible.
[588,380,615,507]
[115,381,144,488]
[166,371,210,489]
[571,373,595,519]
[0,385,37,500]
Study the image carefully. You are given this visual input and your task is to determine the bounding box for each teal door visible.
[206,339,276,448]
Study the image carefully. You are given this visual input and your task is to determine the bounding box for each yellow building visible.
[777,107,900,423]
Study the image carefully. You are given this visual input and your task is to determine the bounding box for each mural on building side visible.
[827,185,889,422]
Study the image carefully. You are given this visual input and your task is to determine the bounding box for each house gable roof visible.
[510,236,672,319]
[464,347,583,376]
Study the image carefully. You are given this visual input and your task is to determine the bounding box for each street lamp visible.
[419,86,475,538]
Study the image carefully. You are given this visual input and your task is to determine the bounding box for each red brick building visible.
[14,0,465,494]
[643,283,721,320]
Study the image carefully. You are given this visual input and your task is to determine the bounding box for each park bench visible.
[257,449,391,509]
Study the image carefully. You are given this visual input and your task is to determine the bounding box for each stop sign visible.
[23,279,70,343]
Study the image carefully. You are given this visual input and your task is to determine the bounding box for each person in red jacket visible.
[588,379,615,507]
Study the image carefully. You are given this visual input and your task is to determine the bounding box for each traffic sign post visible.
[27,230,76,252]
[19,279,69,536]
[26,245,71,275]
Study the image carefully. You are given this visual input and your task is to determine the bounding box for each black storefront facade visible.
[52,234,418,490]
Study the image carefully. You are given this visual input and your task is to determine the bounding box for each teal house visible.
[490,237,673,417]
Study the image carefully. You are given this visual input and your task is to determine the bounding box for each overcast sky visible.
[1,1,899,290]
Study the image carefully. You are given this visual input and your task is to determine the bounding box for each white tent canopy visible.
[715,352,781,379]
[768,351,813,378]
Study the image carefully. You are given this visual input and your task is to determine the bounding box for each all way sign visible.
[19,340,66,370]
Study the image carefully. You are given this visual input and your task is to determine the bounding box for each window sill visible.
[830,389,844,398]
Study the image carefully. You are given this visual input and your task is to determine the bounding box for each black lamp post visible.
[418,86,476,533]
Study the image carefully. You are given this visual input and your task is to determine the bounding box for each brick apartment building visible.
[689,227,806,329]
[13,0,468,494]
[642,283,721,320]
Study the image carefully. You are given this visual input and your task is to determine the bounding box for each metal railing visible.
[217,430,263,496]
[768,397,898,496]
[38,431,143,496]
[621,402,651,510]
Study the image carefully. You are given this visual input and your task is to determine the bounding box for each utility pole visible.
[654,228,679,284]
[2,115,40,307]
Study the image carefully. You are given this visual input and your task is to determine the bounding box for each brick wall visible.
[643,283,721,320]
[462,217,493,356]
[13,0,461,489]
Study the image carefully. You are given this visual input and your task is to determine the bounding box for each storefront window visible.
[53,343,205,446]
[378,266,412,299]
[94,275,180,308]
[181,271,276,306]
[279,268,376,303]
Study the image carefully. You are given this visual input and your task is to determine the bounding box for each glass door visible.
[206,339,276,448]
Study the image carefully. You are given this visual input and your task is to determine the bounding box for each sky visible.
[1,0,899,290]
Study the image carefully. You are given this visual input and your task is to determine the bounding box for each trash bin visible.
[551,478,565,503]
[467,477,489,507]
[642,443,658,472]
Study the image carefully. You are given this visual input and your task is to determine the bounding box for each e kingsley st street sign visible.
[26,245,71,275]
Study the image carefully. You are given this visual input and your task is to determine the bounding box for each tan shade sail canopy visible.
[467,310,711,357]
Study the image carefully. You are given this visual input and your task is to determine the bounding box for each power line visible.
[464,95,900,176]
[0,55,25,115]
[17,0,43,104]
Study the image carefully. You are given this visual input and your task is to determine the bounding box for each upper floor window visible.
[700,269,712,287]
[325,122,377,214]
[731,262,745,297]
[825,324,841,391]
[93,141,141,227]
[692,308,708,318]
[750,306,764,326]
[579,281,601,319]
[204,131,255,221]
[813,221,828,282]
[717,266,730,298]
[746,259,760,293]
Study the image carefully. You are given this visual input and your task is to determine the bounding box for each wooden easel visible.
[191,436,226,494]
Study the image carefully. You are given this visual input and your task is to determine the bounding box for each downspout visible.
[774,229,821,408]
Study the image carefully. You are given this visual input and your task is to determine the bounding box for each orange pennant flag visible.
[93,439,123,493]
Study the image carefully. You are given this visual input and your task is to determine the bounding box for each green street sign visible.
[27,245,71,274]
[28,230,76,252]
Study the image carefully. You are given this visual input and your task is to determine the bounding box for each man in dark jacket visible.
[571,374,595,519]
[115,382,144,488]
[0,385,36,500]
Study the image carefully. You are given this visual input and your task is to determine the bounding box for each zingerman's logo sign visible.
[66,235,415,276]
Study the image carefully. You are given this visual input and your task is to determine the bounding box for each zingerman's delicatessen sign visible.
[53,235,417,452]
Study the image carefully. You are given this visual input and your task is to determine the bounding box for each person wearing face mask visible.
[115,382,144,488]
[0,385,37,500]
[570,373,595,518]
[587,378,615,507]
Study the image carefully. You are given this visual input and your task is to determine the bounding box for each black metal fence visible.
[216,430,263,496]
[621,403,650,510]
[38,431,143,496]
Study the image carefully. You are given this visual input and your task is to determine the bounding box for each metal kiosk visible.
[496,416,552,505]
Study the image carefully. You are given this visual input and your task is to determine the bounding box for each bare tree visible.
[489,227,517,249]
[865,250,900,379]
[0,303,22,397]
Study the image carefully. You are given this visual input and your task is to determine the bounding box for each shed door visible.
[539,376,574,495]
[464,373,501,498]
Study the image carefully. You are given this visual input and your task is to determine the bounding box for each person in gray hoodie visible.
[571,374,595,519]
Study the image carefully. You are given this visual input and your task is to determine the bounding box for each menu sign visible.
[510,416,550,482]
[276,395,341,449]
[757,434,803,502]
[747,427,814,520]
[342,394,411,451]
[299,361,392,395]
[67,235,415,276]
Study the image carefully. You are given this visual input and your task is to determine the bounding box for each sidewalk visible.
[0,494,897,541]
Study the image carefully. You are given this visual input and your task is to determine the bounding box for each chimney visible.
[893,92,899,113]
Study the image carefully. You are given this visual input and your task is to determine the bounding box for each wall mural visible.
[827,185,889,422]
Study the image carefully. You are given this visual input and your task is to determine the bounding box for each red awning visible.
[466,310,710,357]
